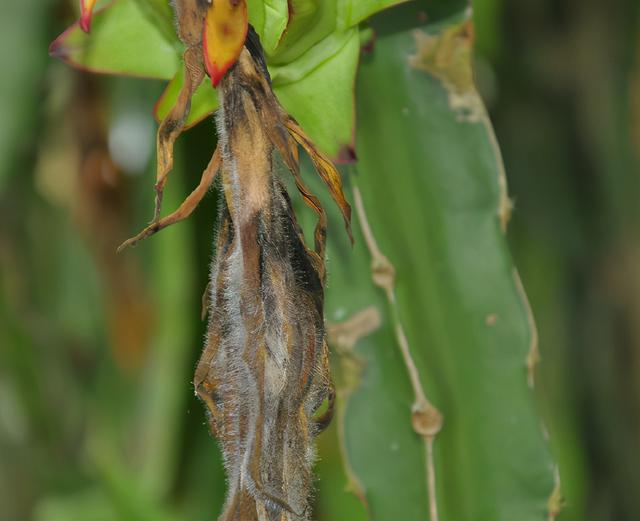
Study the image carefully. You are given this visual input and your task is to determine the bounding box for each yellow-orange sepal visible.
[79,0,97,33]
[203,0,249,87]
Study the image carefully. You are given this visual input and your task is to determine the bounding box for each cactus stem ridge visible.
[547,465,564,521]
[352,182,443,521]
[513,269,540,388]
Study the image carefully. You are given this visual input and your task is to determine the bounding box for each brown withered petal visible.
[117,147,220,251]
[171,0,208,47]
[285,118,353,244]
[152,46,206,223]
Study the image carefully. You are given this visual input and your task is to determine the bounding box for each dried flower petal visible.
[286,118,353,243]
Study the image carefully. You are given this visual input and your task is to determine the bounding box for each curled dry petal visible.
[203,0,249,87]
[286,118,353,243]
[79,0,97,33]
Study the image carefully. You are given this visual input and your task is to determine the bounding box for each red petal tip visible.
[79,0,96,33]
[209,64,227,88]
[48,36,63,58]
[203,40,235,88]
[79,12,92,33]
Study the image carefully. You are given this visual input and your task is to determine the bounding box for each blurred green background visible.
[1,0,639,520]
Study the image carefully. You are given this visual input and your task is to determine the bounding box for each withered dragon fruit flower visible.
[114,1,352,519]
[194,31,346,518]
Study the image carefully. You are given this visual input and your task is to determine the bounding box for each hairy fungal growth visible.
[116,2,352,518]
